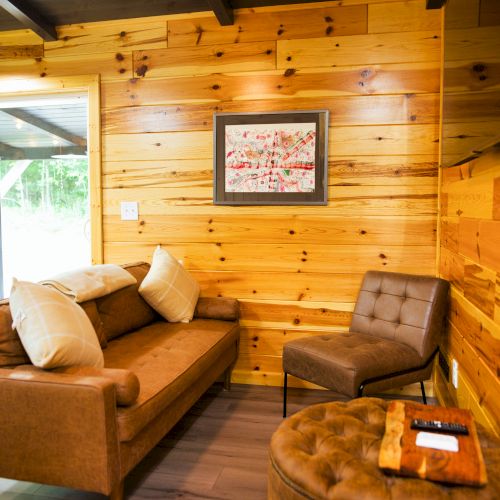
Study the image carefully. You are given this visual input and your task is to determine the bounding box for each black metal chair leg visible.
[420,381,427,405]
[283,372,288,418]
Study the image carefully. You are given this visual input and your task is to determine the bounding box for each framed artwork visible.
[213,110,329,205]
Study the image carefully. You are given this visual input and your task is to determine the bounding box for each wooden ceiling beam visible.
[207,0,234,25]
[1,108,86,147]
[426,0,447,9]
[0,0,57,40]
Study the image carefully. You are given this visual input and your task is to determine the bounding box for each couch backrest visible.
[0,262,158,367]
[95,262,158,341]
[0,301,30,367]
[349,271,449,361]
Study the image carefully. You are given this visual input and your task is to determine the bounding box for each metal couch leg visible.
[420,381,427,405]
[283,372,288,418]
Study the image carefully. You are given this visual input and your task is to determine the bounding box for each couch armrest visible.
[15,365,140,406]
[0,367,120,495]
[194,297,240,321]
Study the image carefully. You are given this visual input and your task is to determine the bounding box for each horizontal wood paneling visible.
[0,1,440,393]
[45,20,167,57]
[103,215,436,245]
[133,41,276,78]
[167,5,367,47]
[101,62,440,107]
[438,149,500,433]
[277,30,440,69]
[103,241,436,274]
[101,93,439,133]
[368,0,440,33]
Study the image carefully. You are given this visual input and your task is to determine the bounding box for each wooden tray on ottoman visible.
[379,401,487,487]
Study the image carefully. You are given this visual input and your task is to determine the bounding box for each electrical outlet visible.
[452,358,459,389]
[120,201,139,221]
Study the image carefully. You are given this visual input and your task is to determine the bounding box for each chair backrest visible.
[350,271,449,361]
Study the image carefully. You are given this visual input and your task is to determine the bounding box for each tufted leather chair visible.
[282,271,449,416]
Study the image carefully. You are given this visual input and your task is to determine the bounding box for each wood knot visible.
[208,218,213,223]
[473,63,486,73]
[277,29,284,35]
[286,56,292,61]
[302,250,307,255]
[115,53,125,61]
[135,64,148,77]
[142,55,148,61]
[120,31,126,37]
[216,51,223,57]
[284,68,296,77]
[119,68,126,74]
[324,16,333,22]
[139,220,145,226]
[326,26,333,35]
[212,84,221,90]
[293,318,300,325]
[479,75,487,81]
[252,290,257,294]
[266,49,272,55]
[289,229,295,235]
[360,229,367,235]
[219,257,226,261]
[216,242,222,246]
[379,253,387,259]
[40,72,47,77]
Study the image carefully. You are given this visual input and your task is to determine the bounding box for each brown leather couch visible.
[0,262,240,499]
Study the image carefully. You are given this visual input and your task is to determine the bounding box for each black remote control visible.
[410,418,469,435]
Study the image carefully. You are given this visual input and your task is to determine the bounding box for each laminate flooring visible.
[0,384,433,500]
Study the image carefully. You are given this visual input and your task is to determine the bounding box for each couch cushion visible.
[96,262,158,341]
[9,279,104,369]
[139,246,200,323]
[283,331,423,398]
[0,298,106,364]
[103,318,239,442]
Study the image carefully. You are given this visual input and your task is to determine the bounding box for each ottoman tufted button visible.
[269,399,500,500]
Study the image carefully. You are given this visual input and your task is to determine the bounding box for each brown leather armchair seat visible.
[282,271,449,416]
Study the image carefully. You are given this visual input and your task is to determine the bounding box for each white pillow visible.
[139,246,200,323]
[9,279,104,369]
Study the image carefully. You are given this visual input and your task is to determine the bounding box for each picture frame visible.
[213,110,329,205]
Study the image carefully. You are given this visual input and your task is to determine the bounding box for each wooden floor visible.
[0,384,432,500]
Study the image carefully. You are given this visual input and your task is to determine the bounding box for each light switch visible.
[120,201,139,221]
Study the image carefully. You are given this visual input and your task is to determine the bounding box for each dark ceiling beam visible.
[0,141,24,160]
[207,0,234,25]
[1,108,86,147]
[426,0,447,9]
[0,0,57,40]
[0,145,86,160]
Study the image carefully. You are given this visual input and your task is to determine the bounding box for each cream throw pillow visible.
[139,246,200,323]
[9,279,104,369]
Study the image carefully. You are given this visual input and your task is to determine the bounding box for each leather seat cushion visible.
[269,398,500,499]
[283,332,423,397]
[103,318,239,442]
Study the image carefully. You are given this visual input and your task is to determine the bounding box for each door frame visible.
[0,75,103,264]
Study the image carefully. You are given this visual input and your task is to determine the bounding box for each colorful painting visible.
[224,123,316,193]
[213,111,328,205]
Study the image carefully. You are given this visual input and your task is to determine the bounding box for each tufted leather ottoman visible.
[269,398,500,499]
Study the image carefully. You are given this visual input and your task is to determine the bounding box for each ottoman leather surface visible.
[269,398,500,499]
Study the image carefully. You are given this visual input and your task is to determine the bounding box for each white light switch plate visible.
[120,201,139,221]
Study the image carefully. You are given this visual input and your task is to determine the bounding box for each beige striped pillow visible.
[9,279,104,369]
[139,246,200,323]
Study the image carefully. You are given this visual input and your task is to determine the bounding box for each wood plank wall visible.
[436,0,500,432]
[0,0,441,390]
